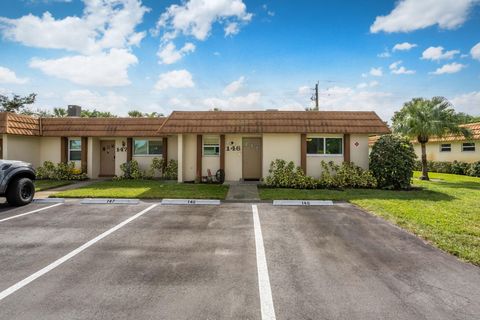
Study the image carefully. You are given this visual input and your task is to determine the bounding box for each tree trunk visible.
[420,142,429,180]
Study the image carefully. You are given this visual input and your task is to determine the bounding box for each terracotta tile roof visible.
[368,135,382,147]
[426,122,480,142]
[157,111,390,134]
[0,113,41,136]
[41,117,166,137]
[368,123,480,146]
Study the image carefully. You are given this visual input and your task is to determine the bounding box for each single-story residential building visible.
[368,122,479,163]
[1,110,389,182]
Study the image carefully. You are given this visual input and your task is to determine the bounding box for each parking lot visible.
[0,200,479,320]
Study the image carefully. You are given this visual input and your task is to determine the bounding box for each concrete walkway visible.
[225,182,260,201]
[35,179,102,199]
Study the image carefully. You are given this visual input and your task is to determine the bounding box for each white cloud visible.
[64,89,128,113]
[30,49,137,86]
[357,81,379,89]
[392,42,417,51]
[155,0,252,41]
[421,46,460,61]
[297,85,311,95]
[369,67,383,77]
[203,92,261,110]
[223,76,245,95]
[389,60,416,74]
[377,50,391,58]
[224,22,239,36]
[0,66,28,84]
[430,62,466,75]
[451,91,480,115]
[157,42,196,64]
[0,0,149,55]
[154,69,194,91]
[30,49,138,87]
[315,86,396,120]
[471,42,480,60]
[370,0,479,33]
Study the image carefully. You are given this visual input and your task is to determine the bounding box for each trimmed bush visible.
[264,159,377,189]
[319,161,377,189]
[467,161,480,177]
[163,159,178,180]
[451,160,470,176]
[117,160,151,180]
[264,159,317,189]
[369,134,416,190]
[36,161,88,180]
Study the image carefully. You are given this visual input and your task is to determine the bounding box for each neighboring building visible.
[1,110,389,182]
[368,122,480,163]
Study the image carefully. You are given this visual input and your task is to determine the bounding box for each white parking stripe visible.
[252,205,276,320]
[0,203,63,223]
[0,203,158,302]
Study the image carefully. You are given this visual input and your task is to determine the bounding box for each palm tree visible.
[392,97,472,180]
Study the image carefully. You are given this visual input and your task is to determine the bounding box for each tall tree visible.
[392,97,472,180]
[0,93,37,113]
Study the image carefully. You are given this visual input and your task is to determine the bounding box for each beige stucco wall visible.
[167,135,178,161]
[182,134,197,181]
[39,137,61,166]
[350,134,369,169]
[3,135,41,167]
[224,134,243,181]
[262,133,301,178]
[413,141,479,163]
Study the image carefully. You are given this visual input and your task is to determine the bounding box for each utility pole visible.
[311,81,319,111]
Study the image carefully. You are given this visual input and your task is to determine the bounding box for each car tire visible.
[6,178,35,206]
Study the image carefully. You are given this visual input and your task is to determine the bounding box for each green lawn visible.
[259,172,480,266]
[35,180,72,192]
[53,180,229,200]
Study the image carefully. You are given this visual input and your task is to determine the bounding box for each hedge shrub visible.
[117,160,152,180]
[467,161,480,177]
[36,161,88,180]
[369,134,416,190]
[263,159,377,189]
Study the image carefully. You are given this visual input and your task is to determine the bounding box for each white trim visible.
[202,135,220,157]
[0,204,158,301]
[252,205,276,320]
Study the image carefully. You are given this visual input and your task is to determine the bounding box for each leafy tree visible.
[392,97,471,180]
[53,107,68,117]
[128,110,163,118]
[456,112,480,124]
[0,93,37,113]
[81,109,117,118]
[128,110,144,117]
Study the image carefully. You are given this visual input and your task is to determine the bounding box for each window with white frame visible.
[440,143,451,152]
[307,137,343,155]
[69,139,81,161]
[203,136,220,156]
[133,139,163,155]
[462,143,475,152]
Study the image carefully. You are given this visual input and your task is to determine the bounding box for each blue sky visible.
[0,0,479,121]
